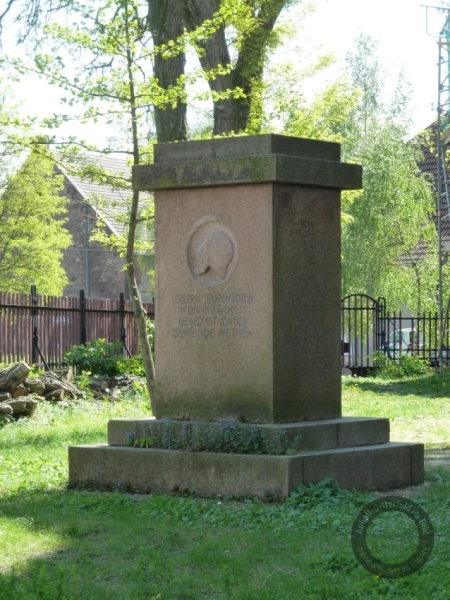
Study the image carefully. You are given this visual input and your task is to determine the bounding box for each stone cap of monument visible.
[132,134,362,192]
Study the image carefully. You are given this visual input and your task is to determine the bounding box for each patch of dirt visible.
[370,448,450,499]
[424,447,450,470]
[372,481,432,499]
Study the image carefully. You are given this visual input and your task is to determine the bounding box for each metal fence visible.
[341,294,450,373]
[0,286,154,368]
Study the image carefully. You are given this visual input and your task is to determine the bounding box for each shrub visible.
[118,355,145,377]
[374,351,432,378]
[65,339,125,376]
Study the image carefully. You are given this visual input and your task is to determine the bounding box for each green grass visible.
[0,378,449,599]
[342,374,450,450]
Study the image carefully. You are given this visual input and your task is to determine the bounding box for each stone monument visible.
[69,134,424,499]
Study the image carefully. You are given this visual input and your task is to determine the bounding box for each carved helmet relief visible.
[187,218,237,286]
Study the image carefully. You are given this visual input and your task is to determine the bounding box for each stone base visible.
[68,441,424,500]
[107,416,390,453]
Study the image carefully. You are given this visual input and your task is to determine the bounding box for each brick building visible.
[56,154,154,301]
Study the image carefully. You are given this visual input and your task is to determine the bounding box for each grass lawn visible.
[0,376,449,599]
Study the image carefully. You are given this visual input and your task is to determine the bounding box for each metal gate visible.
[341,294,386,373]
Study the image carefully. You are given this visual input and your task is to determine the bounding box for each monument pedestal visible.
[68,135,424,496]
[69,416,423,499]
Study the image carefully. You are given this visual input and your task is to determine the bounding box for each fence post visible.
[80,289,87,345]
[120,292,132,357]
[30,284,50,371]
[31,284,38,365]
[376,297,387,353]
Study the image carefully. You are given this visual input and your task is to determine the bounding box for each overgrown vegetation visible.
[374,352,433,379]
[127,419,301,455]
[64,339,145,377]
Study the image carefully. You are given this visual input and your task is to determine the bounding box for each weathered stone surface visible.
[69,133,424,498]
[108,416,390,452]
[133,154,362,192]
[0,392,11,402]
[411,443,425,485]
[68,442,424,498]
[44,389,65,402]
[0,403,13,417]
[336,418,390,448]
[133,135,360,424]
[134,134,362,192]
[153,134,341,164]
[24,378,45,395]
[12,385,27,398]
[152,182,342,422]
[302,443,424,490]
[272,184,341,421]
[9,397,38,417]
[0,362,30,392]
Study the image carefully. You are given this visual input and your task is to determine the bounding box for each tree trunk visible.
[126,252,156,398]
[147,0,188,142]
[125,9,156,399]
[183,0,287,135]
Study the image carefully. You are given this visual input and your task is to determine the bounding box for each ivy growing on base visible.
[127,419,302,456]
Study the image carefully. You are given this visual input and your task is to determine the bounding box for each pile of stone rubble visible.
[88,373,144,399]
[0,361,83,418]
[0,362,144,418]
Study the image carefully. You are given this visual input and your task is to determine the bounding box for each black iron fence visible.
[0,286,154,368]
[1,287,446,372]
[342,294,450,372]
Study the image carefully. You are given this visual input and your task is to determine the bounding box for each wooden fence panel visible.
[0,289,154,367]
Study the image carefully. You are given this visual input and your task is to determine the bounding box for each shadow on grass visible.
[1,471,449,600]
[0,484,367,600]
[0,487,206,600]
[344,373,450,398]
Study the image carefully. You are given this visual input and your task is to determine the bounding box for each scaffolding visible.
[424,5,450,370]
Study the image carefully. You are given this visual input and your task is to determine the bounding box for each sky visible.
[6,0,449,142]
[302,0,444,135]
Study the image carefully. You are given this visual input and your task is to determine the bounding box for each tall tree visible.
[0,0,304,137]
[0,79,70,293]
[0,0,311,395]
[275,35,438,312]
[182,0,296,135]
[0,150,71,294]
[341,121,438,314]
[147,0,188,142]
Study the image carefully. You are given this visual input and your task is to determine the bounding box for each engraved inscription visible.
[283,218,335,376]
[286,325,332,375]
[170,292,254,340]
[287,221,317,260]
[187,219,237,287]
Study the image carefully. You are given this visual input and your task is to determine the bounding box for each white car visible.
[383,328,448,363]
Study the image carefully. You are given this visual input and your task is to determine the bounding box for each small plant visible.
[65,339,125,376]
[117,355,145,377]
[28,365,44,377]
[75,371,94,393]
[127,419,302,455]
[147,319,155,350]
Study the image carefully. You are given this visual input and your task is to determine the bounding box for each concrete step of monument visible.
[68,441,423,499]
[107,416,390,453]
